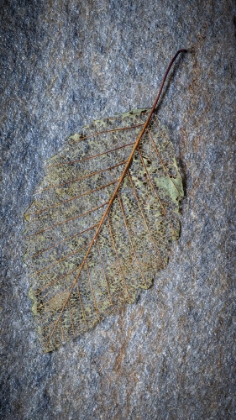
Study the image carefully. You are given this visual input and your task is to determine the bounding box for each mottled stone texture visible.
[1,1,235,419]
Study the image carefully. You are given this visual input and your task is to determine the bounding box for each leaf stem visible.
[99,49,188,221]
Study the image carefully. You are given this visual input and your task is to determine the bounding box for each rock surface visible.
[1,1,235,419]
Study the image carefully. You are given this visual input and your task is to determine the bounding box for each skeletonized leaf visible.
[24,50,186,352]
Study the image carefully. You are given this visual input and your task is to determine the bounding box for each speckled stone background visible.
[1,1,236,419]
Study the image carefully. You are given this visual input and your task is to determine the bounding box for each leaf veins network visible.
[24,50,187,352]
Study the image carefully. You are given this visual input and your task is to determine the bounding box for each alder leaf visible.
[24,50,187,352]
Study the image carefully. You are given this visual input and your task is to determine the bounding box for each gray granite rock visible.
[1,1,236,419]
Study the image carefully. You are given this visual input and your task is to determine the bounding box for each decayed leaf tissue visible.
[24,51,186,352]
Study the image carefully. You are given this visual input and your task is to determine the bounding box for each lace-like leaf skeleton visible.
[24,50,187,352]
